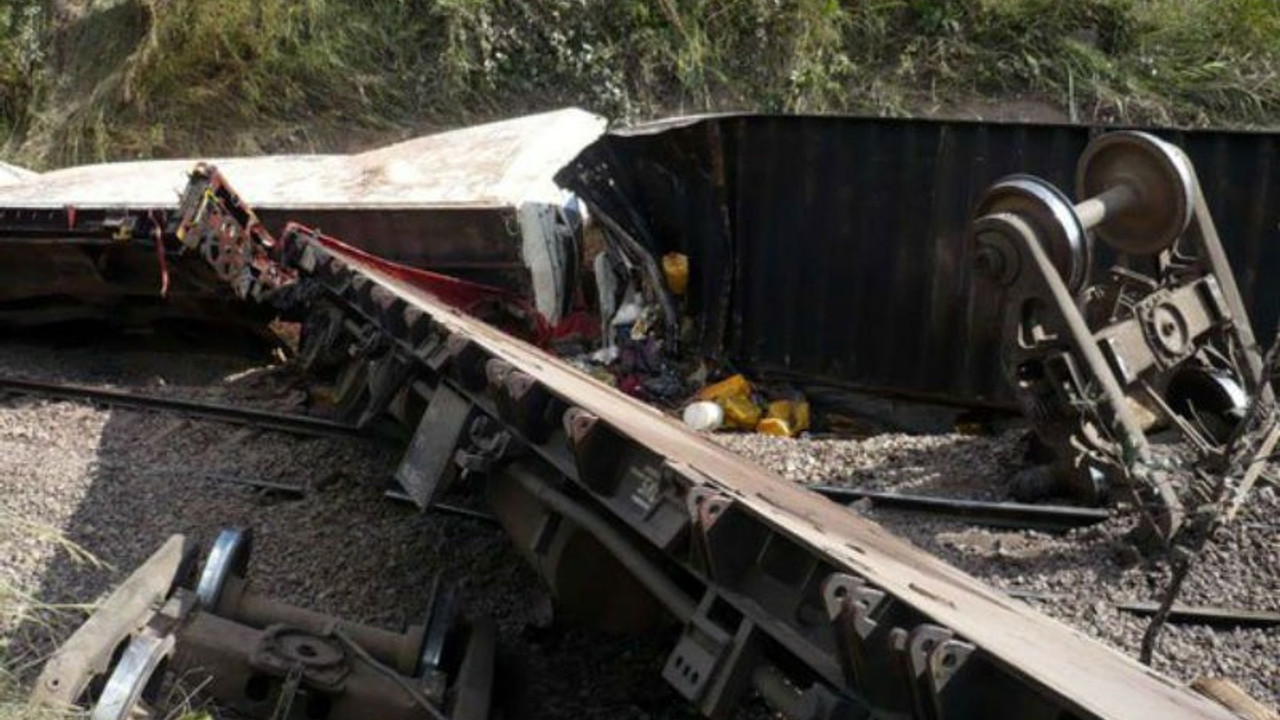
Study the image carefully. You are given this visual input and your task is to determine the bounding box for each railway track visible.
[808,486,1113,533]
[1008,590,1280,629]
[0,375,373,441]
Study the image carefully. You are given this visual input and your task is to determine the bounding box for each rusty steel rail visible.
[810,486,1113,533]
[273,229,1237,720]
[0,375,371,441]
[1007,589,1280,629]
[1115,601,1280,629]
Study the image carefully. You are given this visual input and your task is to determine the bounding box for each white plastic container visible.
[682,401,725,432]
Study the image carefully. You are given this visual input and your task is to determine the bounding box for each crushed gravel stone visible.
[713,430,1280,706]
[0,335,726,720]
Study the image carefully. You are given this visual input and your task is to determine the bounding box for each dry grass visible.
[1,0,1279,166]
[0,510,214,720]
[0,512,97,720]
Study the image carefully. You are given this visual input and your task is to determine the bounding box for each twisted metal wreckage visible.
[3,110,1277,720]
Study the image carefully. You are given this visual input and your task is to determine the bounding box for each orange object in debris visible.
[662,252,689,296]
[696,374,760,430]
[755,417,792,436]
[721,394,762,430]
[792,400,812,433]
[758,399,811,437]
[697,374,752,402]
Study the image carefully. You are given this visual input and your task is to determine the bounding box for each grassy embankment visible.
[0,0,1277,169]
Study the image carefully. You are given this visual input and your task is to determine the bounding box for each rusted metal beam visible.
[146,159,1238,720]
[283,230,1236,720]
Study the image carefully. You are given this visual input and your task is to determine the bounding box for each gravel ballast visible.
[713,431,1280,707]
[0,335,709,720]
[2,330,1275,715]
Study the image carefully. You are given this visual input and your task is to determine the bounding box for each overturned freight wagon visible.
[558,114,1280,409]
[0,109,604,327]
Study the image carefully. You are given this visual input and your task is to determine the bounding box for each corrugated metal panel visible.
[558,114,1280,406]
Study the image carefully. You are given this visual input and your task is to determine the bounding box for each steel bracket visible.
[564,407,625,494]
[455,416,517,475]
[443,335,489,391]
[394,385,476,508]
[562,407,691,550]
[823,573,918,716]
[494,368,560,443]
[297,302,349,374]
[687,487,743,581]
[892,623,1062,720]
[663,591,756,717]
[356,349,417,428]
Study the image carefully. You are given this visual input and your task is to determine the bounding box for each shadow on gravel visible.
[9,324,705,720]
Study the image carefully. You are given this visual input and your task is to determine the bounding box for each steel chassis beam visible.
[0,204,166,242]
[278,227,1236,720]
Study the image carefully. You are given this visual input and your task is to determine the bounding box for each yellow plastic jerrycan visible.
[662,252,689,296]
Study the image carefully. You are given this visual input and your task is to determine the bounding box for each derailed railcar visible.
[558,114,1280,407]
[0,109,605,327]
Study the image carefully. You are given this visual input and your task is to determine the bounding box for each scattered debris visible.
[680,400,723,432]
[695,374,761,430]
[660,252,689,297]
[757,398,811,437]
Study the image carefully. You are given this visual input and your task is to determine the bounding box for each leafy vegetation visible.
[0,0,1278,166]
